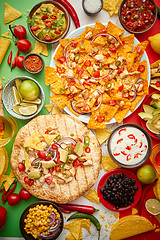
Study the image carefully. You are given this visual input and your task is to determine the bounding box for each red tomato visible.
[14,25,26,39]
[72,159,83,168]
[45,130,49,134]
[17,39,31,52]
[0,206,7,230]
[119,84,124,92]
[37,151,46,159]
[100,28,107,34]
[57,57,66,63]
[45,176,53,185]
[8,193,21,206]
[156,81,160,87]
[72,41,78,47]
[93,70,100,78]
[16,56,24,69]
[77,138,82,143]
[109,47,116,52]
[19,188,31,200]
[55,165,61,172]
[45,157,52,161]
[45,36,53,41]
[18,162,25,172]
[69,80,76,86]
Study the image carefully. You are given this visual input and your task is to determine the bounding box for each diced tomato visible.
[18,162,25,172]
[24,176,30,184]
[156,81,160,88]
[71,143,76,152]
[49,167,54,173]
[113,152,120,156]
[24,176,34,186]
[84,60,91,66]
[109,100,117,106]
[37,151,46,159]
[106,53,111,58]
[82,104,90,112]
[76,67,84,76]
[117,67,124,74]
[122,92,129,98]
[104,75,110,82]
[136,46,143,54]
[138,65,145,72]
[77,138,82,143]
[121,10,126,15]
[45,130,49,134]
[51,144,58,150]
[126,146,131,150]
[127,154,131,161]
[45,157,52,161]
[85,147,91,153]
[53,8,59,13]
[57,57,66,64]
[45,176,53,185]
[73,159,83,168]
[41,15,48,20]
[148,4,155,10]
[55,165,61,172]
[96,115,105,123]
[127,134,135,140]
[55,29,61,34]
[57,66,66,74]
[118,128,126,135]
[72,41,78,47]
[31,26,40,31]
[93,70,100,78]
[119,84,124,92]
[100,28,107,34]
[45,36,52,41]
[109,47,116,52]
[121,151,127,156]
[117,138,123,144]
[50,15,57,20]
[69,80,76,86]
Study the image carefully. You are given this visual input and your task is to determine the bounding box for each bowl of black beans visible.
[98,169,142,211]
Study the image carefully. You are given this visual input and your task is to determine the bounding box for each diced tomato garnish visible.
[148,4,155,10]
[18,162,25,172]
[50,15,57,20]
[84,60,91,66]
[126,146,131,150]
[122,92,129,98]
[45,36,52,41]
[109,47,116,52]
[51,144,58,150]
[73,159,83,168]
[53,8,59,13]
[72,41,78,47]
[55,165,61,172]
[76,67,84,76]
[117,138,123,144]
[41,15,48,20]
[82,104,90,112]
[57,66,65,74]
[85,147,91,153]
[117,67,124,74]
[93,70,100,78]
[57,57,66,64]
[121,151,127,156]
[134,153,141,159]
[24,176,34,186]
[37,151,46,159]
[77,138,82,143]
[45,157,52,161]
[113,152,120,156]
[106,53,111,58]
[96,115,105,123]
[24,176,30,184]
[127,134,135,140]
[45,130,49,134]
[121,10,126,15]
[55,29,61,34]
[69,80,76,86]
[45,176,53,185]
[49,167,54,173]
[156,81,160,88]
[138,65,145,72]
[119,84,124,92]
[31,26,40,31]
[118,128,126,135]
[109,100,117,106]
[127,154,131,161]
[100,28,107,34]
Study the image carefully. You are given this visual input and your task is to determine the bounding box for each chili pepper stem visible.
[9,25,17,45]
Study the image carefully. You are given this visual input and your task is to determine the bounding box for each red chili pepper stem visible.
[4,181,17,202]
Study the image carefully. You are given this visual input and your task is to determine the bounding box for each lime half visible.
[19,105,37,116]
[145,198,160,215]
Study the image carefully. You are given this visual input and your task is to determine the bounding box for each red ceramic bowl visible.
[97,169,142,212]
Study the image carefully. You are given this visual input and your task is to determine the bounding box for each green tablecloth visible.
[0,0,52,237]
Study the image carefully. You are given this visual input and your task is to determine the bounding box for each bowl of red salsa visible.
[118,0,157,34]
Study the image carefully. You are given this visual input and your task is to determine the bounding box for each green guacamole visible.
[31,3,66,41]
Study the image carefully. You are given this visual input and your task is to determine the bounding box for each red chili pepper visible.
[67,94,74,99]
[96,115,105,123]
[45,130,49,134]
[76,67,84,76]
[69,80,76,86]
[109,47,116,52]
[57,66,66,74]
[118,128,126,135]
[117,138,123,144]
[45,36,53,41]
[2,191,7,204]
[56,203,99,214]
[51,144,58,150]
[85,147,91,153]
[45,20,52,28]
[7,51,12,65]
[142,11,150,19]
[121,151,127,156]
[134,153,141,159]
[113,152,120,156]
[126,146,131,150]
[139,141,142,148]
[100,28,107,34]
[57,57,66,63]
[50,15,57,20]
[121,9,126,15]
[11,49,19,70]
[119,84,124,92]
[156,81,160,88]
[127,154,131,161]
[106,53,111,58]
[4,182,17,202]
[54,0,80,28]
[138,65,145,73]
[127,134,135,140]
[109,100,117,106]
[84,60,91,67]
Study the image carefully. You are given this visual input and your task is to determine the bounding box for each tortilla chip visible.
[130,96,142,112]
[24,130,43,151]
[132,208,138,215]
[133,41,149,62]
[102,155,121,171]
[93,21,107,37]
[31,41,43,54]
[45,66,59,85]
[83,189,100,203]
[95,128,112,145]
[80,26,94,41]
[81,219,91,233]
[40,43,48,56]
[156,178,160,200]
[66,233,76,240]
[114,107,130,123]
[153,185,159,199]
[4,177,15,191]
[0,38,11,65]
[118,34,134,53]
[139,60,148,80]
[45,103,62,114]
[0,147,6,175]
[50,78,69,95]
[49,94,67,110]
[9,169,15,178]
[0,115,4,139]
[110,215,155,240]
[87,111,106,129]
[66,101,79,117]
[4,3,22,24]
[53,45,64,60]
[64,220,82,240]
[103,0,122,16]
[0,79,4,116]
[24,152,31,171]
[99,104,119,122]
[42,134,57,145]
[107,21,124,41]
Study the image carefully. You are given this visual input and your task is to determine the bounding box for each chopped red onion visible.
[31,158,42,166]
[131,84,137,102]
[71,101,87,115]
[91,33,118,44]
[38,228,61,240]
[29,151,38,159]
[57,137,77,145]
[63,40,74,56]
[48,218,61,232]
[94,89,103,111]
[48,212,56,226]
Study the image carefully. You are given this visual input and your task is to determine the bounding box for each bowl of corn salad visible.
[20,201,64,240]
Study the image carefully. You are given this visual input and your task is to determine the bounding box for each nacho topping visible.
[47,21,149,128]
[21,131,92,187]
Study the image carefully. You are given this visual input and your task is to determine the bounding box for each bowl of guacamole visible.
[27,1,70,44]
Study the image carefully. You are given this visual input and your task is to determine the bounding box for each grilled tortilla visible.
[11,114,101,203]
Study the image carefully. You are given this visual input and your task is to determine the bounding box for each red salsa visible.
[120,0,156,33]
[24,55,43,73]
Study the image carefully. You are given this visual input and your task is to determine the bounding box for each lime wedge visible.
[12,105,21,114]
[22,98,42,105]
[146,121,160,134]
[15,78,23,101]
[145,198,160,215]
[19,105,37,116]
[20,103,36,107]
[12,86,20,105]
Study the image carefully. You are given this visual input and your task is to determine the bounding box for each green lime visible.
[12,105,21,114]
[19,105,37,116]
[145,198,160,215]
[12,86,20,105]
[137,165,156,184]
[19,80,39,101]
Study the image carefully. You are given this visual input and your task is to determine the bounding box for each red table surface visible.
[122,1,160,239]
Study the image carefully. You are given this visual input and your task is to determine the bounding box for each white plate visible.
[51,23,150,124]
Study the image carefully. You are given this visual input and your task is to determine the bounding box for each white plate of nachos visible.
[50,21,150,128]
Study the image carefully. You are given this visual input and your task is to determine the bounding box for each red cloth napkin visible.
[121,0,160,238]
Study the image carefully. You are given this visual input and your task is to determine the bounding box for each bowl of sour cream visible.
[82,0,103,16]
[107,123,152,168]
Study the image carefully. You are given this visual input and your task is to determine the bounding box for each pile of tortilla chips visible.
[64,219,91,240]
[45,21,149,129]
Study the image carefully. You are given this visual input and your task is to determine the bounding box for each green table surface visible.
[0,0,52,237]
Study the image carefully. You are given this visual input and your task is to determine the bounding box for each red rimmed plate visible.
[97,169,142,212]
[139,91,160,139]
